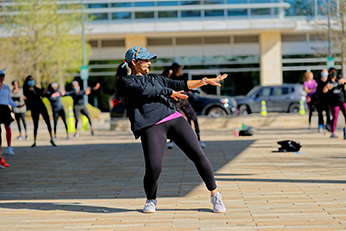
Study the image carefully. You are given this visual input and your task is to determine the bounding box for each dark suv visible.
[234,84,306,115]
[187,88,237,117]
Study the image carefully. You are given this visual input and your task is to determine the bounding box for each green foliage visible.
[0,0,92,86]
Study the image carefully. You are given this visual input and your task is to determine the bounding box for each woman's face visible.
[132,59,151,75]
[13,81,19,88]
[330,70,337,79]
[308,73,313,80]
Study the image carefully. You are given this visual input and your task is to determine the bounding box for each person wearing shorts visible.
[64,81,100,137]
[116,46,227,213]
[0,70,24,167]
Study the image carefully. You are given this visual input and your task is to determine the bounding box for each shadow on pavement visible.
[0,140,254,201]
[0,202,213,213]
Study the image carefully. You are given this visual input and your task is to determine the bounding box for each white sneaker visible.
[143,199,157,213]
[74,133,79,138]
[167,141,173,149]
[211,192,226,213]
[16,136,23,140]
[6,147,15,156]
[199,140,206,148]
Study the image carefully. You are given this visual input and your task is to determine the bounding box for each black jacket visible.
[119,73,189,138]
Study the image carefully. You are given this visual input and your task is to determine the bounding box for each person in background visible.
[0,70,24,167]
[163,63,206,149]
[323,68,346,138]
[64,81,100,137]
[11,79,28,140]
[23,75,56,147]
[303,72,317,129]
[314,69,331,133]
[46,83,69,140]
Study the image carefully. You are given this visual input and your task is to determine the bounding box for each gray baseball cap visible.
[0,70,5,76]
[125,46,157,63]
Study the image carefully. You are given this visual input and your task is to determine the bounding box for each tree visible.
[0,0,91,88]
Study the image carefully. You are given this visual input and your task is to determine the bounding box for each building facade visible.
[84,0,339,96]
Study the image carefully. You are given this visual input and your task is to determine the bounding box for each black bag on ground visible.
[239,129,253,136]
[277,140,302,152]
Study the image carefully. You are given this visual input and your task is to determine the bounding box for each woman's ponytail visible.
[115,60,132,97]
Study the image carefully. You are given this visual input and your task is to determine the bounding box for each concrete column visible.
[125,35,147,50]
[260,32,282,86]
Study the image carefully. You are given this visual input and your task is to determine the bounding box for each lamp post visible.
[327,0,332,57]
[81,0,88,106]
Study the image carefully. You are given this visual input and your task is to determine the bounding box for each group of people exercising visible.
[0,70,99,168]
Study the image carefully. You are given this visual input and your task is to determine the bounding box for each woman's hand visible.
[93,83,100,90]
[171,90,188,101]
[205,74,228,86]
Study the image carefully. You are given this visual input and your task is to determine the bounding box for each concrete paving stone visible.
[2,121,346,230]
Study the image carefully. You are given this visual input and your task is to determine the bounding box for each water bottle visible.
[234,127,239,137]
[343,127,346,140]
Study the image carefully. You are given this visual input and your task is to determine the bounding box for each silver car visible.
[234,84,306,115]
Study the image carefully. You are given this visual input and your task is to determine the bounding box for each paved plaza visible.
[0,116,345,231]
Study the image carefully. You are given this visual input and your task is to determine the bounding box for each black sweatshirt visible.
[119,73,189,138]
[65,90,86,106]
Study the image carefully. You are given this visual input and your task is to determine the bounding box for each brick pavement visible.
[0,119,345,231]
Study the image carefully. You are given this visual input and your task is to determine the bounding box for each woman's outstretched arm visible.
[187,74,228,89]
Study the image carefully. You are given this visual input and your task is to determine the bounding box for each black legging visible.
[14,112,27,133]
[140,117,217,200]
[182,103,200,135]
[73,105,92,129]
[316,102,331,128]
[53,109,68,135]
[31,106,52,137]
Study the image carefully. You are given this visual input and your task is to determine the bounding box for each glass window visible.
[112,12,131,20]
[317,0,327,16]
[205,9,224,17]
[181,1,201,5]
[135,11,155,18]
[275,87,290,95]
[181,10,201,17]
[204,0,224,4]
[158,1,178,6]
[158,11,178,18]
[259,87,273,97]
[111,3,131,7]
[88,4,108,8]
[134,2,155,7]
[89,13,108,20]
[226,0,248,3]
[251,8,271,16]
[284,0,315,17]
[228,9,247,16]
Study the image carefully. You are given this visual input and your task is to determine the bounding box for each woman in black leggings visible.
[11,79,28,140]
[23,76,56,147]
[116,46,227,213]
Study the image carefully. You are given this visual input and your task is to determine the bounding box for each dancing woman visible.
[23,76,56,147]
[116,46,227,213]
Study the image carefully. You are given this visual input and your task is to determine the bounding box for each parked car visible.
[109,88,237,121]
[187,88,237,117]
[234,84,306,115]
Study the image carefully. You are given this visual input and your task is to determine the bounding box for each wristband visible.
[202,77,208,85]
